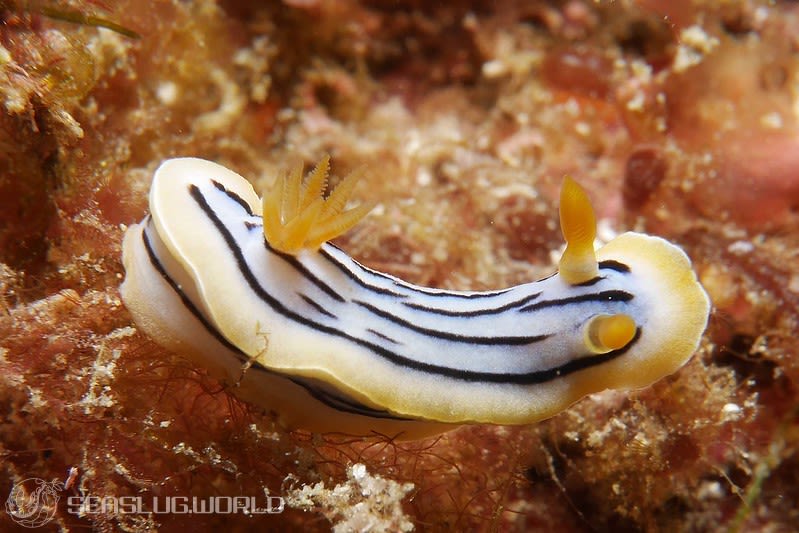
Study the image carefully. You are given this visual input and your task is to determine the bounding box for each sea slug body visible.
[121,157,710,439]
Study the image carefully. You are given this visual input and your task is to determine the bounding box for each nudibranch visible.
[121,157,710,439]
